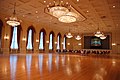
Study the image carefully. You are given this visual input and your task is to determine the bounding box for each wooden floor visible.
[0,53,120,80]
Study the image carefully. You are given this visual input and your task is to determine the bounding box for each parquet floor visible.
[0,53,120,80]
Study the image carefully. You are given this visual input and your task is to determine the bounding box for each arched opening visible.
[39,28,46,52]
[56,33,61,52]
[63,35,67,52]
[10,25,22,53]
[26,26,36,53]
[49,31,55,52]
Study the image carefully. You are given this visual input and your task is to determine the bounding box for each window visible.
[27,29,33,49]
[39,32,44,49]
[49,31,54,50]
[57,33,61,50]
[63,36,66,49]
[49,33,53,50]
[10,27,18,49]
[57,35,60,49]
[26,26,35,50]
[39,29,46,50]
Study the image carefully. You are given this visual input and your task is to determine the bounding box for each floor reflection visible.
[61,55,65,67]
[0,53,120,80]
[48,54,52,72]
[38,54,43,74]
[55,54,59,70]
[26,54,32,79]
[10,55,17,80]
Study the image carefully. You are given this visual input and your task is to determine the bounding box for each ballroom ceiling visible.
[0,0,120,33]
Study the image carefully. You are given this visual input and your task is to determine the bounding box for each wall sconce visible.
[61,42,64,45]
[54,42,57,44]
[22,36,26,41]
[112,43,116,46]
[46,41,49,43]
[67,43,70,45]
[78,43,82,46]
[36,39,39,42]
[4,34,9,40]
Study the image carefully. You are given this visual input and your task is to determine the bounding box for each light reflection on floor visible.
[0,53,120,80]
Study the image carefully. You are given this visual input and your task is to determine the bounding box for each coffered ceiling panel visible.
[0,0,119,33]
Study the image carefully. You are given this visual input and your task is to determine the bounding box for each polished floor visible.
[0,53,120,80]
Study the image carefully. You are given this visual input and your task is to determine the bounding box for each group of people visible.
[61,49,111,54]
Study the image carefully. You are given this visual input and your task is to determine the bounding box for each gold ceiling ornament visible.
[6,3,21,27]
[44,0,86,23]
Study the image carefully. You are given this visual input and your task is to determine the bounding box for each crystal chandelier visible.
[44,0,86,23]
[66,32,73,38]
[94,27,103,37]
[75,35,81,40]
[49,6,69,18]
[100,35,107,39]
[94,26,107,39]
[94,31,103,37]
[66,27,73,38]
[58,12,78,23]
[6,3,20,27]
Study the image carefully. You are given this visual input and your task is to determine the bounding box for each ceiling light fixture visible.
[94,25,107,39]
[66,27,73,38]
[94,31,103,37]
[75,35,81,40]
[94,25,103,37]
[100,35,107,39]
[58,12,78,23]
[6,3,21,27]
[44,0,86,23]
[66,32,73,38]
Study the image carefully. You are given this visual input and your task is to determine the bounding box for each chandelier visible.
[66,32,73,38]
[94,31,103,37]
[49,6,69,18]
[44,0,86,23]
[100,35,107,39]
[6,3,20,27]
[94,27,103,37]
[94,26,107,39]
[66,27,73,38]
[58,12,78,23]
[75,35,81,40]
